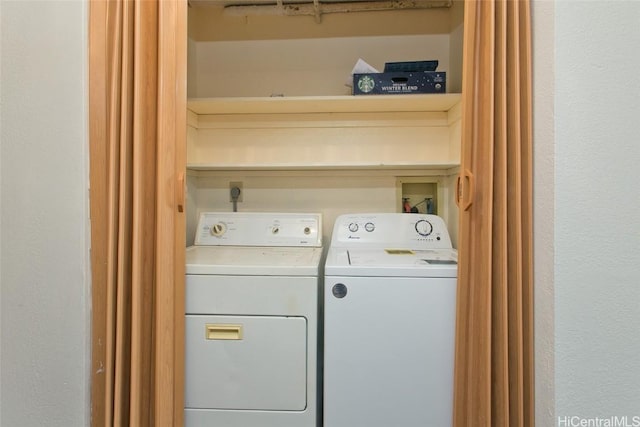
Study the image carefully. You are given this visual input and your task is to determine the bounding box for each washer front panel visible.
[323,275,456,427]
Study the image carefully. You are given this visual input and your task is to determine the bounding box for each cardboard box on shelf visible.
[353,71,446,95]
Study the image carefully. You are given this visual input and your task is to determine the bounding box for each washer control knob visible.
[304,226,311,235]
[348,223,359,233]
[364,222,375,232]
[415,219,433,236]
[210,223,226,237]
[272,226,280,234]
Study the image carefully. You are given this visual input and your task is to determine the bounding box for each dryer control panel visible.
[195,212,322,247]
[331,213,452,249]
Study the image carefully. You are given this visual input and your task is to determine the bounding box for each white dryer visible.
[324,213,458,427]
[185,212,322,427]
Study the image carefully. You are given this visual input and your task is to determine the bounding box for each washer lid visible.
[186,246,323,276]
[324,247,457,278]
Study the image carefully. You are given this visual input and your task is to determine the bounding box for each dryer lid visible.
[186,245,323,276]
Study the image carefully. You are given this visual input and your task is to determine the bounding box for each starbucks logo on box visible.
[357,75,375,93]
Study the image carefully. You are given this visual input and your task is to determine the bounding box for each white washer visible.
[185,212,323,427]
[324,213,458,427]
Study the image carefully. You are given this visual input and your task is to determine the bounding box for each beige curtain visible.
[454,0,534,425]
[89,0,187,426]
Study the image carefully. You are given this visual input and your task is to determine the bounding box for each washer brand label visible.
[385,249,415,255]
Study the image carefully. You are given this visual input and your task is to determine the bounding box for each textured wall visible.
[193,35,452,97]
[555,0,640,421]
[532,0,556,425]
[0,1,90,426]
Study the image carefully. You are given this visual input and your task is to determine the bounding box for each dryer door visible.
[185,315,307,411]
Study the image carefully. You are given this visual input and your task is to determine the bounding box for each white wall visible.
[0,1,90,426]
[194,35,452,97]
[186,170,458,248]
[553,0,640,423]
[532,0,556,424]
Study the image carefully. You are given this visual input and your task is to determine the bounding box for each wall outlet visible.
[229,181,243,202]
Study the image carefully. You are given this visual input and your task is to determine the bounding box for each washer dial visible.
[210,222,227,237]
[415,219,433,236]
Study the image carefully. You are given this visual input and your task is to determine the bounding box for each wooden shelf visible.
[186,93,462,171]
[187,94,462,115]
[186,162,461,171]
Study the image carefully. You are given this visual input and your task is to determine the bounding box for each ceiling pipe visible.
[223,0,452,19]
[313,0,321,23]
